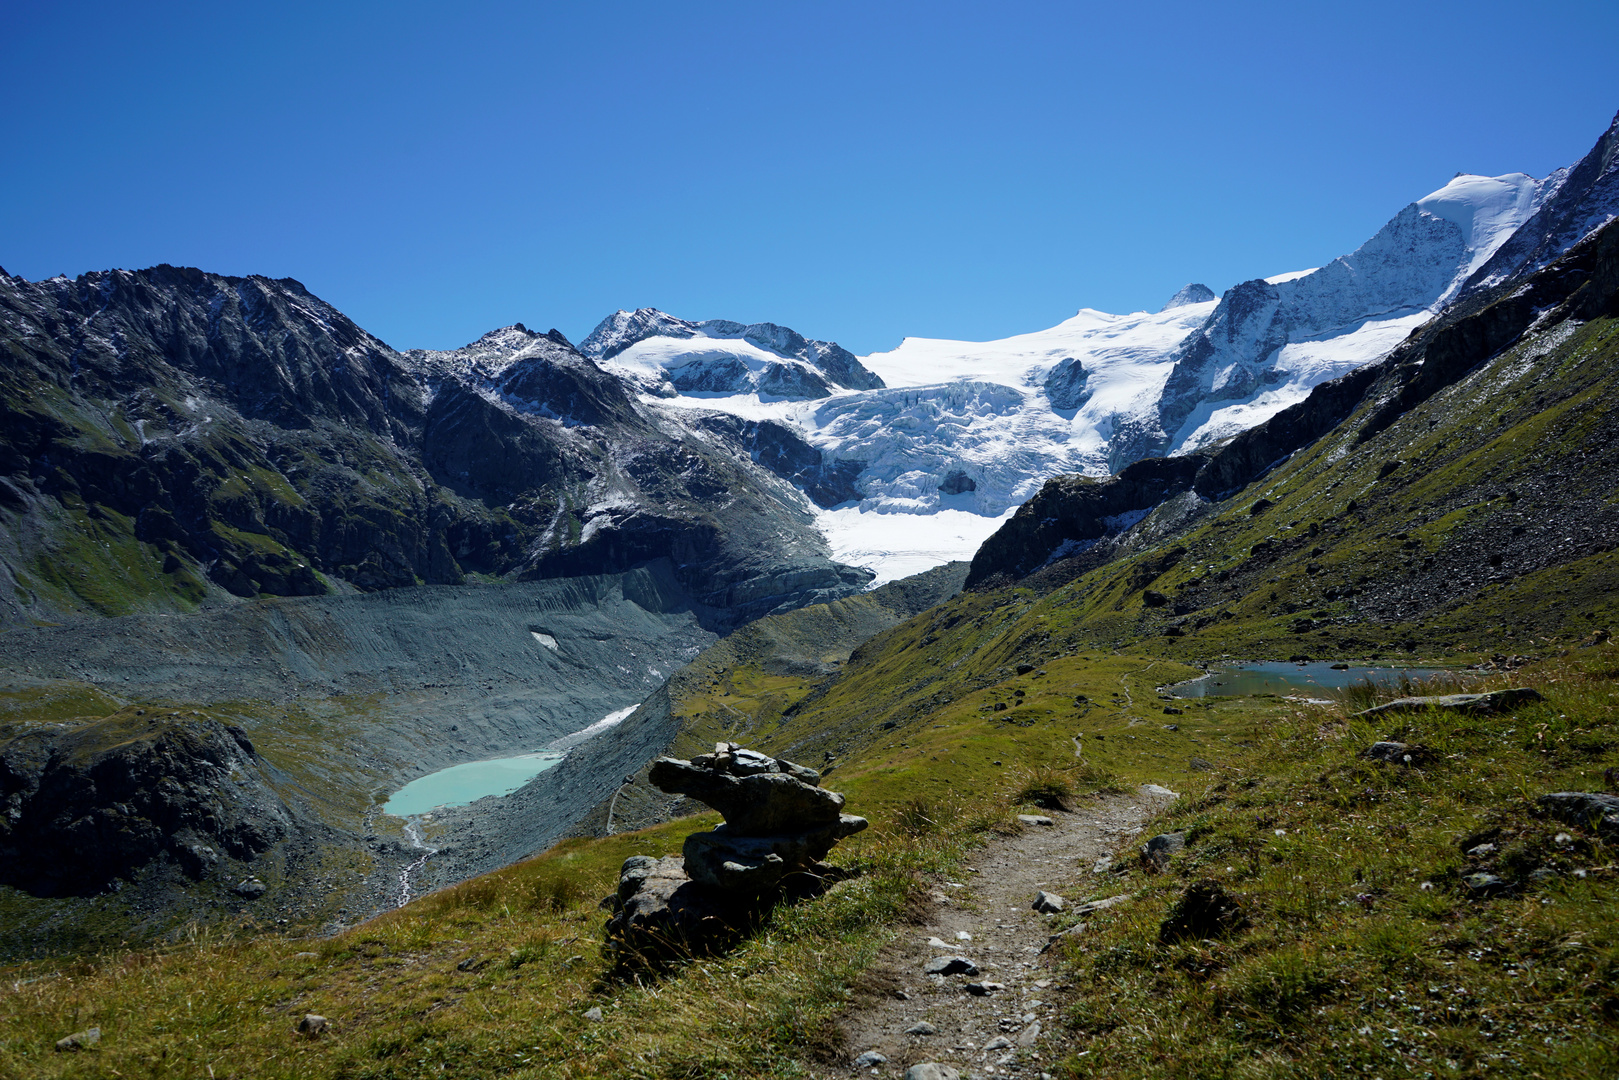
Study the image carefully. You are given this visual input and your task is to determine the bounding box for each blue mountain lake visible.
[383,751,566,817]
[1170,661,1464,699]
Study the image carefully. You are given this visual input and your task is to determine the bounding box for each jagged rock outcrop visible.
[965,454,1207,587]
[0,712,297,896]
[1042,357,1092,409]
[695,414,865,508]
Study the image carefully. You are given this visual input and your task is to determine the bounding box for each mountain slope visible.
[1463,107,1619,294]
[0,274,872,632]
[965,213,1619,624]
[494,219,1619,860]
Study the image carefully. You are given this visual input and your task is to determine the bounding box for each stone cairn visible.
[604,742,867,964]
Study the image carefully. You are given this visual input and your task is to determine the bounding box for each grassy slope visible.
[2,654,1612,1078]
[1,300,1617,1076]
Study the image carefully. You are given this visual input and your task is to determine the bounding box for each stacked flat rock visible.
[648,743,868,891]
[604,744,867,963]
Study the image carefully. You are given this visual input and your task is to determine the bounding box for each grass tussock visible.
[1014,764,1079,811]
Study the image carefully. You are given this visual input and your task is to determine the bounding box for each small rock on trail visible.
[922,955,979,976]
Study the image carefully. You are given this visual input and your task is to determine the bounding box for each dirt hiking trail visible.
[820,785,1179,1079]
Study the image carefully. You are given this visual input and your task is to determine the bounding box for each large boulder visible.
[1538,792,1619,838]
[1353,688,1542,719]
[603,855,753,962]
[603,853,851,964]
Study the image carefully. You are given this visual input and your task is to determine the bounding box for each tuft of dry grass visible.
[1014,764,1079,811]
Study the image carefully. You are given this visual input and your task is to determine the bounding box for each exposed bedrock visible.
[0,714,298,897]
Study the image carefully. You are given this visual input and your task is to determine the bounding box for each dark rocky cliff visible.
[0,712,298,897]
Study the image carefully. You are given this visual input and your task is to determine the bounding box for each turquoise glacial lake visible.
[383,751,566,817]
[1170,661,1465,699]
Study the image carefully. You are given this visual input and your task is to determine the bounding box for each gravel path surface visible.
[826,785,1178,1079]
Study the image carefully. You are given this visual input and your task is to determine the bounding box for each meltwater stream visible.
[397,820,437,907]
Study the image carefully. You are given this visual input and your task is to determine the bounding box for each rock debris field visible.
[826,785,1179,1080]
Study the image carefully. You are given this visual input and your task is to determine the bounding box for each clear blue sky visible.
[3,1,1616,355]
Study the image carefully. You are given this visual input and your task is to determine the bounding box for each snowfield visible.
[815,505,1016,587]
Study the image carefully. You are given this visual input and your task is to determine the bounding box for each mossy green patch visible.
[27,502,184,617]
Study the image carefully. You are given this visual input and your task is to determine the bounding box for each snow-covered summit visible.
[1462,109,1619,296]
[1415,172,1546,304]
[1161,283,1216,311]
[579,308,882,400]
[401,323,582,384]
[1145,169,1549,460]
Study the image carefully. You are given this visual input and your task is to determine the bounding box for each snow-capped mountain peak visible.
[578,308,697,361]
[1160,283,1216,311]
[400,323,581,384]
[1414,171,1543,305]
[578,308,883,401]
[1461,109,1619,296]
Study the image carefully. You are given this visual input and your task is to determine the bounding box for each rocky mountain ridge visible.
[0,272,873,632]
[967,210,1619,591]
[580,307,884,400]
[6,114,1616,608]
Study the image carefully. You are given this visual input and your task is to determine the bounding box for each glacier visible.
[560,168,1554,585]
